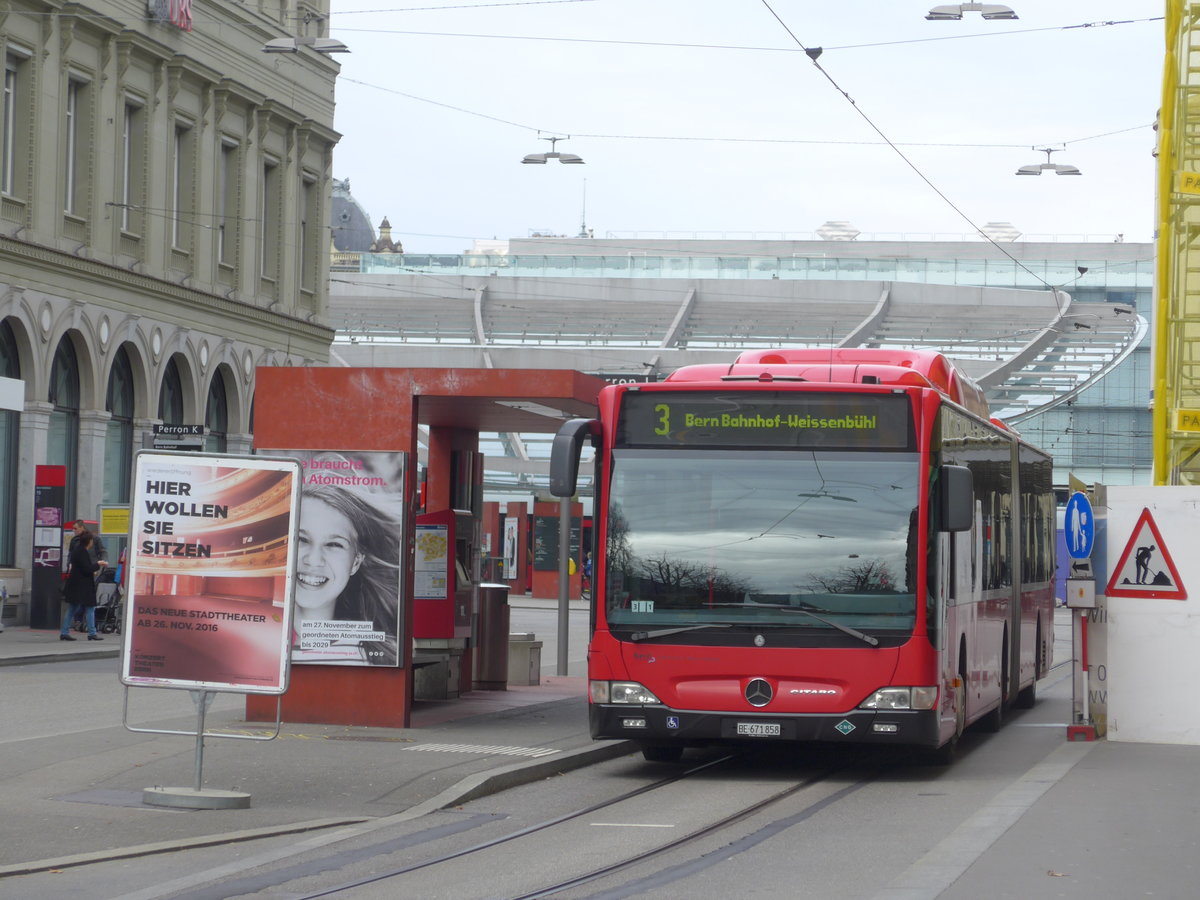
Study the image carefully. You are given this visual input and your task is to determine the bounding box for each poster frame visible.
[263,448,408,667]
[119,450,302,695]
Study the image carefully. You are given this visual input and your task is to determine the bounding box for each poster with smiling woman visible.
[267,450,407,667]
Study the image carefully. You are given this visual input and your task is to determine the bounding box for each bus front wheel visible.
[640,744,684,763]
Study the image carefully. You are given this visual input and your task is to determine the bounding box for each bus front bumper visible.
[590,703,942,748]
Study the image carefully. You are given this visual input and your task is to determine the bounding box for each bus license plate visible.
[736,722,781,737]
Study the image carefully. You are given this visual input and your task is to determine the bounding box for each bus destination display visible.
[616,392,913,449]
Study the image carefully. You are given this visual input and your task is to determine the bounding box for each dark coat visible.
[69,531,107,566]
[63,542,99,608]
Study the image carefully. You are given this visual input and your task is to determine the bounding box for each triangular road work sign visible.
[1105,507,1188,600]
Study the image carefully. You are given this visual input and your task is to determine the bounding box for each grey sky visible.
[326,0,1162,253]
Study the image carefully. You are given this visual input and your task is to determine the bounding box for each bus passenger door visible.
[936,530,958,737]
[942,503,979,730]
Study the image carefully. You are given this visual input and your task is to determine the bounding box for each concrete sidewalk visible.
[0,624,122,666]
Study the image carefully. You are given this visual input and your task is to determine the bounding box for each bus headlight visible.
[591,680,661,705]
[859,687,937,711]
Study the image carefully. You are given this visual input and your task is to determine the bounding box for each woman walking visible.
[60,529,104,641]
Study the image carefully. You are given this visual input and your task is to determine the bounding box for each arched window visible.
[0,319,19,566]
[48,337,80,521]
[158,356,183,424]
[204,369,227,453]
[104,347,134,503]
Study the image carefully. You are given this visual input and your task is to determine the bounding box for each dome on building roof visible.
[330,178,376,252]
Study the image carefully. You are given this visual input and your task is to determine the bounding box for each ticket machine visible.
[413,508,474,640]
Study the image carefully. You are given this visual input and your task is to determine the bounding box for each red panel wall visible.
[247,367,418,728]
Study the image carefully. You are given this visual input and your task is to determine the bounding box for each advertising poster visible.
[503,519,518,580]
[265,450,407,667]
[120,453,301,693]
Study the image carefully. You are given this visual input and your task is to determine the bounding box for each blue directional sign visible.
[1065,491,1095,560]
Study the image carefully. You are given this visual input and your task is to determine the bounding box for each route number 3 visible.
[654,404,670,435]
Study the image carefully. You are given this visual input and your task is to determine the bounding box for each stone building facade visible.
[0,0,340,619]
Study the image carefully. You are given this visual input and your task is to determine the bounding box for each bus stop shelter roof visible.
[411,368,606,432]
[255,367,606,446]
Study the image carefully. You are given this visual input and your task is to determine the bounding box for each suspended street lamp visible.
[521,135,585,165]
[926,3,1017,20]
[262,36,349,53]
[1016,147,1082,176]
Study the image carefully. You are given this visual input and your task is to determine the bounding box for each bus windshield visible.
[604,449,920,637]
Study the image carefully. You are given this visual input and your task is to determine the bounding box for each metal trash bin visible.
[475,583,511,690]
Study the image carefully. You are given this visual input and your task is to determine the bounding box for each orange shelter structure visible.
[246,367,603,728]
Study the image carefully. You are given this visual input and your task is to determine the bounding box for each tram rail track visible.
[167,663,1081,900]
[206,662,1083,899]
[267,750,878,900]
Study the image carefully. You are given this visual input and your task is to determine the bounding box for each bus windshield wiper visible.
[628,623,734,642]
[769,605,879,646]
[712,602,879,647]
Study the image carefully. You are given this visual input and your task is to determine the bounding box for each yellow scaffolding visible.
[1155,0,1200,483]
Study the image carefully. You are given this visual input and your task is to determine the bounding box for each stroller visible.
[94,580,122,634]
[74,572,123,634]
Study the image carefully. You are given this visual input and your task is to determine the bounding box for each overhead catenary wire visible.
[755,0,1058,294]
[329,16,1162,55]
[339,77,1150,153]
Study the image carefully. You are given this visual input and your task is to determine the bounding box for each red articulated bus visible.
[550,348,1055,763]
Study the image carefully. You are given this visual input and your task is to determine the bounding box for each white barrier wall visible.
[1106,486,1200,744]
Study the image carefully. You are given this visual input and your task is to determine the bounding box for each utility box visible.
[508,632,543,686]
[1065,578,1096,609]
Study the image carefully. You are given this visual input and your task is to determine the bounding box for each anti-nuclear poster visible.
[120,452,301,693]
[264,450,407,667]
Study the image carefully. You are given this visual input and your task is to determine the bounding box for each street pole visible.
[557,497,570,675]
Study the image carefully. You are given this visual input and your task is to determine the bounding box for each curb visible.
[0,648,120,667]
[402,738,638,816]
[0,817,370,878]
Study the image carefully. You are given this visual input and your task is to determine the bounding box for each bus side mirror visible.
[940,465,973,533]
[549,418,599,498]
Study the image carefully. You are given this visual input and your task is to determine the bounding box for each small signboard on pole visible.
[152,424,205,451]
[120,451,302,809]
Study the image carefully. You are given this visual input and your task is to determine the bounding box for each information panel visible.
[415,523,449,600]
[30,465,66,629]
[120,452,301,694]
[616,391,913,450]
[533,516,581,572]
